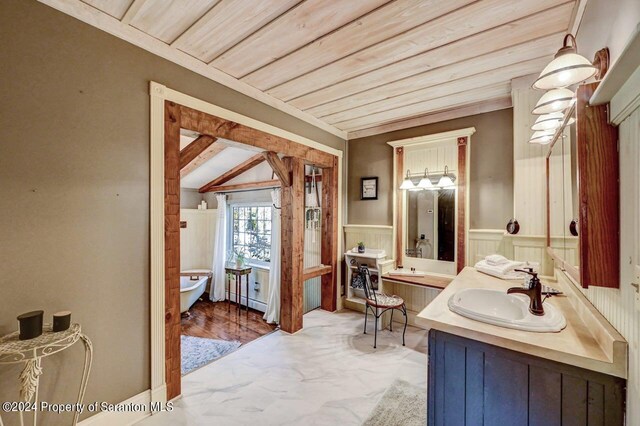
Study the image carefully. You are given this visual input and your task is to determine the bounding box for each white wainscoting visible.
[343,224,394,256]
[466,229,576,276]
[180,209,216,271]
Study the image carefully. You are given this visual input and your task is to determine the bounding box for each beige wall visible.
[347,108,514,229]
[0,0,344,423]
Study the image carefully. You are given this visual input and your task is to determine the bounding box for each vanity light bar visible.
[399,167,456,190]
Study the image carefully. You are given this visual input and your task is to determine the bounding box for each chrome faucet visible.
[507,268,544,316]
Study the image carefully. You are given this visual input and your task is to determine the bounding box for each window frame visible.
[227,201,273,268]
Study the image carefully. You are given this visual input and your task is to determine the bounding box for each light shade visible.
[529,130,555,145]
[533,34,596,89]
[418,168,434,189]
[399,170,415,190]
[437,166,455,188]
[531,112,564,131]
[532,88,574,115]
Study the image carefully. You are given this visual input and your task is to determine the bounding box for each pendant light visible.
[437,166,455,188]
[532,88,575,115]
[399,169,415,190]
[533,34,596,90]
[529,130,555,145]
[418,168,434,189]
[531,112,564,131]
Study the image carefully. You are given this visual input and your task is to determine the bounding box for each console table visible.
[0,323,92,426]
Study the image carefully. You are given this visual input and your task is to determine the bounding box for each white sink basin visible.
[448,288,566,333]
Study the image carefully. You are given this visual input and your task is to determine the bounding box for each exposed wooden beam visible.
[121,0,148,24]
[263,151,291,187]
[200,179,281,193]
[164,100,181,400]
[302,265,332,282]
[320,157,338,312]
[179,105,333,167]
[347,98,512,139]
[198,154,266,193]
[280,157,305,333]
[179,135,223,176]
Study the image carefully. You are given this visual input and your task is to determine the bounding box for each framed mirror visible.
[389,128,474,276]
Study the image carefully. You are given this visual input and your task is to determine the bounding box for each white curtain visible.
[210,194,227,302]
[264,188,281,324]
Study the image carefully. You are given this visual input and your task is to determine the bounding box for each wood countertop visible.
[416,267,627,378]
[381,272,452,290]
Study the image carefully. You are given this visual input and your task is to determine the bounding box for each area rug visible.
[181,335,241,375]
[362,379,427,426]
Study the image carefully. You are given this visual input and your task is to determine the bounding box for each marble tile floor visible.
[138,309,429,426]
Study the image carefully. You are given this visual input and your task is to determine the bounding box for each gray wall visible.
[0,0,344,423]
[348,108,514,229]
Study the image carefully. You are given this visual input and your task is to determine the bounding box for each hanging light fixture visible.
[533,34,597,90]
[531,112,565,131]
[418,168,434,189]
[399,169,415,190]
[437,166,455,188]
[529,130,555,145]
[532,88,575,115]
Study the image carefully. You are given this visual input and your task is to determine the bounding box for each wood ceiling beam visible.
[121,0,149,24]
[179,105,334,168]
[263,151,291,187]
[179,135,226,178]
[199,179,281,193]
[198,153,266,193]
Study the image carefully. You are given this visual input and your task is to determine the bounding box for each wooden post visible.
[321,157,338,311]
[164,101,181,400]
[280,157,305,333]
[395,147,404,266]
[457,137,467,274]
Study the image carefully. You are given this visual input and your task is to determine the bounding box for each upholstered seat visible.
[366,292,404,309]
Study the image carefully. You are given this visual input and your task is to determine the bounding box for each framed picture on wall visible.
[361,177,378,200]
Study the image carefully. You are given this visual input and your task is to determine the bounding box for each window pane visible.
[231,205,272,263]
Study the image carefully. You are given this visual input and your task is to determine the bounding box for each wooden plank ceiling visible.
[78,0,578,138]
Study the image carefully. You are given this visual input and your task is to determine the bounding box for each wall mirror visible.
[545,82,619,288]
[389,128,474,276]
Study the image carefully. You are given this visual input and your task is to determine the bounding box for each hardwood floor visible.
[181,298,277,344]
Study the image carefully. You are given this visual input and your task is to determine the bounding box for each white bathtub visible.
[180,276,208,313]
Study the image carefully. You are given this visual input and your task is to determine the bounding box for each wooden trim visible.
[348,98,511,140]
[163,101,181,400]
[320,157,338,311]
[456,137,467,274]
[576,82,620,288]
[280,157,305,333]
[120,0,148,24]
[263,151,291,187]
[395,147,404,266]
[198,153,266,192]
[303,265,332,281]
[201,179,281,193]
[179,105,334,168]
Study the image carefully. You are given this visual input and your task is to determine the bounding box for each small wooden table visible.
[225,266,252,313]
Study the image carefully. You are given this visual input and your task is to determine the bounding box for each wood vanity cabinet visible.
[427,330,625,426]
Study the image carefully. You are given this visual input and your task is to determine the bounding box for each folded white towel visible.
[474,259,527,280]
[475,263,526,280]
[485,254,510,266]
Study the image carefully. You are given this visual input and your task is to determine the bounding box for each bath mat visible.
[181,335,241,375]
[362,379,427,426]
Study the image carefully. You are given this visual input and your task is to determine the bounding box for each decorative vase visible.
[358,244,365,254]
[235,259,243,269]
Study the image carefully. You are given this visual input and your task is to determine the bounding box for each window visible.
[231,205,272,263]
